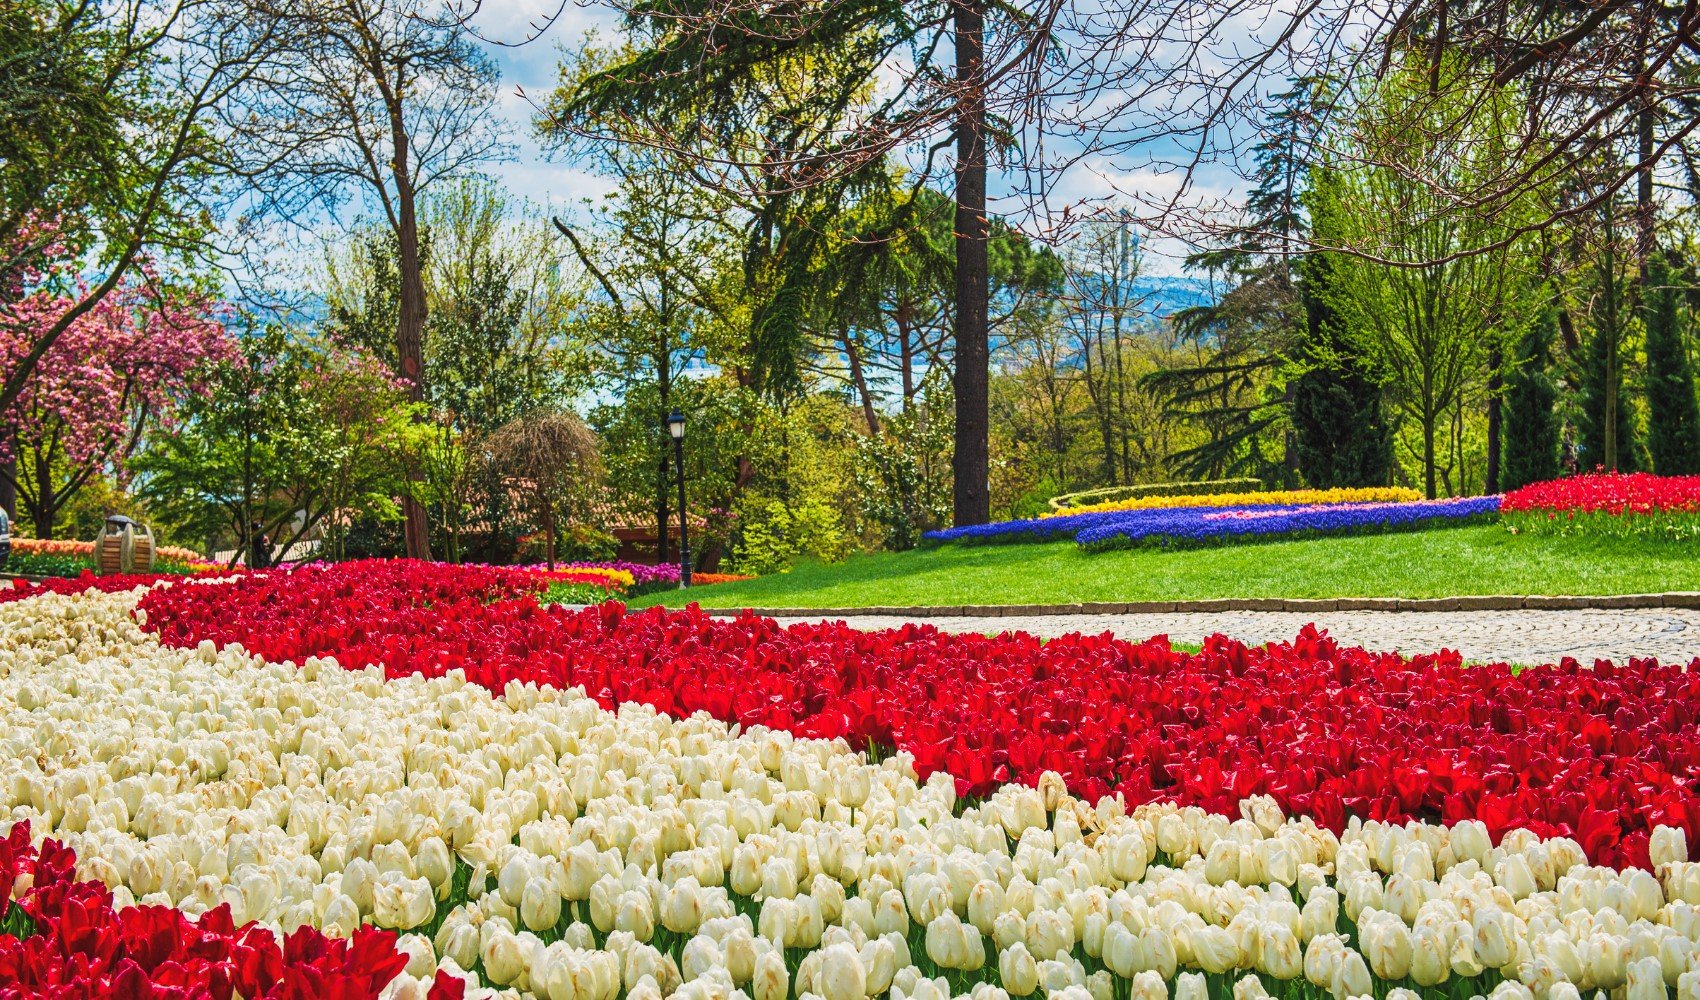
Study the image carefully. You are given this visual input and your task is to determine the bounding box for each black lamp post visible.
[665,410,690,587]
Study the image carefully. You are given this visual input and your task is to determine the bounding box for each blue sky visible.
[455,0,1272,278]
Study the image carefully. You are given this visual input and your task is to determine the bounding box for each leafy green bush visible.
[1048,478,1264,511]
[734,498,849,575]
[537,581,618,606]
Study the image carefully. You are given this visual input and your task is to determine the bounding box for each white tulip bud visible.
[663,878,705,934]
[874,889,908,937]
[816,942,866,1000]
[322,892,361,938]
[1360,912,1412,981]
[1024,908,1073,961]
[967,879,1004,935]
[1231,973,1267,1000]
[1331,948,1372,1000]
[1653,826,1690,868]
[753,947,789,1000]
[522,876,563,933]
[437,920,479,972]
[500,853,534,907]
[1189,925,1240,975]
[417,837,453,893]
[1408,923,1449,987]
[395,933,437,980]
[482,929,530,987]
[1678,969,1700,1000]
[616,889,656,941]
[1256,922,1301,981]
[1000,943,1039,997]
[1472,907,1515,970]
[860,937,898,995]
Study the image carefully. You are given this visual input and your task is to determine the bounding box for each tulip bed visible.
[525,564,755,605]
[0,821,449,998]
[5,536,223,577]
[1503,473,1700,540]
[5,569,1700,1000]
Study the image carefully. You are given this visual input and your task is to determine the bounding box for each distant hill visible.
[1133,275,1215,318]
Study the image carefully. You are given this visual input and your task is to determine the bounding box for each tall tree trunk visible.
[0,436,13,522]
[394,141,432,561]
[1602,246,1620,471]
[898,313,916,414]
[656,364,671,565]
[1635,9,1657,283]
[1422,416,1437,499]
[1485,345,1503,493]
[844,331,881,435]
[951,0,990,527]
[543,503,556,570]
[32,450,53,539]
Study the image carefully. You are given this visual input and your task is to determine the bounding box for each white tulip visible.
[1653,827,1690,868]
[521,875,563,932]
[753,947,789,1000]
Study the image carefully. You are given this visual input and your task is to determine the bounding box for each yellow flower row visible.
[1042,485,1423,518]
[551,565,637,588]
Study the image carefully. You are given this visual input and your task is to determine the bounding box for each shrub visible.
[1047,478,1263,511]
[734,498,849,575]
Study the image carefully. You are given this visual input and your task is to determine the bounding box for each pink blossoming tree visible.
[0,263,236,538]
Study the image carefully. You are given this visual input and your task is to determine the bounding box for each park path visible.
[722,608,1700,666]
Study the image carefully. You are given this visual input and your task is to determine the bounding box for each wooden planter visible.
[93,521,155,575]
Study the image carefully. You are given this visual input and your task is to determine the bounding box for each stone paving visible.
[736,608,1700,666]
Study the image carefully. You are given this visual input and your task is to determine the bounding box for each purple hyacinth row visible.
[923,496,1503,548]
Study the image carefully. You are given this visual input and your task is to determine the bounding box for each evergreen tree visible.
[1289,247,1394,488]
[1643,251,1700,474]
[1579,239,1639,471]
[1500,297,1560,491]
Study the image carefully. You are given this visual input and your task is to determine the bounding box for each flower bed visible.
[0,819,452,998]
[0,570,211,604]
[5,584,1700,1000]
[6,536,221,577]
[518,562,754,600]
[1503,472,1700,539]
[1047,477,1264,511]
[926,495,1500,549]
[134,559,1697,870]
[1040,486,1420,519]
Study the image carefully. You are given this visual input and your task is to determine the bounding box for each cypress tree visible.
[1644,251,1700,474]
[1500,299,1560,491]
[1289,249,1394,488]
[1579,244,1639,472]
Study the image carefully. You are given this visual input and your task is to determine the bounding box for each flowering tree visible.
[0,268,235,538]
[134,327,418,565]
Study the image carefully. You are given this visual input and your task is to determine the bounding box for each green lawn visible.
[632,525,1700,609]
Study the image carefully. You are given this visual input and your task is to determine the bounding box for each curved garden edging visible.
[721,591,1700,616]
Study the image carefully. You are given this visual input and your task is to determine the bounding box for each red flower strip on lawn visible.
[1502,471,1700,515]
[137,560,1700,870]
[0,821,460,1000]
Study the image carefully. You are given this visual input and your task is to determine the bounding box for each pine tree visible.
[1501,297,1560,491]
[1289,247,1394,488]
[1643,251,1700,474]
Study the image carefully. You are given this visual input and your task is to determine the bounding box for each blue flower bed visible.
[923,496,1503,550]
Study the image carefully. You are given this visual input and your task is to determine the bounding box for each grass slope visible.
[633,525,1700,609]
